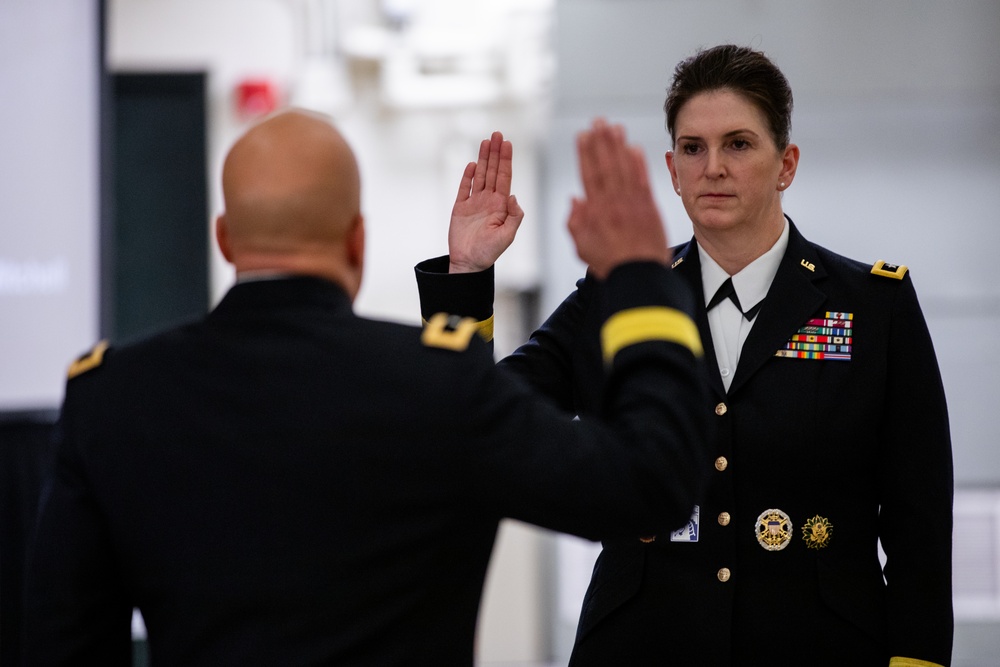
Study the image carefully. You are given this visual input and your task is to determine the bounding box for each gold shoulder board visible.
[67,340,110,379]
[421,313,477,352]
[871,260,908,280]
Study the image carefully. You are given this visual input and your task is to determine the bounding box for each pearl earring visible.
[779,182,786,189]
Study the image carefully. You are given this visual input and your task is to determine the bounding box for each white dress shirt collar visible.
[697,217,790,391]
[699,217,790,317]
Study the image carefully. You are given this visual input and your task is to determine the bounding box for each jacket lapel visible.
[670,242,727,400]
[728,222,827,396]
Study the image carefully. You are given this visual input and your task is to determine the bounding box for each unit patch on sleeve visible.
[669,505,700,542]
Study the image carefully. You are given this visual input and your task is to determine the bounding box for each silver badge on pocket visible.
[755,508,792,551]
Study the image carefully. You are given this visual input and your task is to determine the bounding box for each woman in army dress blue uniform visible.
[415,45,953,666]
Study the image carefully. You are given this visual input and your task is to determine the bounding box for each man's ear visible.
[344,213,365,301]
[347,214,365,271]
[215,214,233,263]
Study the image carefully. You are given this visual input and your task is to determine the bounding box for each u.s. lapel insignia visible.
[756,509,792,551]
[802,515,833,549]
[775,311,853,361]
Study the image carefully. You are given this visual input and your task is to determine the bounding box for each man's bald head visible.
[217,109,364,297]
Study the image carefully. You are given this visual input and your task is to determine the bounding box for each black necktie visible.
[707,278,762,321]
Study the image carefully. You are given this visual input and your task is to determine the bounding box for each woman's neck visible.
[694,214,786,276]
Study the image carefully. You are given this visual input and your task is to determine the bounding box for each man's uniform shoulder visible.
[66,340,111,380]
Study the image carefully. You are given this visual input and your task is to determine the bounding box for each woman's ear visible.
[777,143,800,190]
[665,150,680,194]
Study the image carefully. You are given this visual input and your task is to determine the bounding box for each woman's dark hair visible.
[664,44,793,149]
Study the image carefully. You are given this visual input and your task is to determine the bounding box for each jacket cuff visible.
[415,256,495,341]
[600,262,702,362]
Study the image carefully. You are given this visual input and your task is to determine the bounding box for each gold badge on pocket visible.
[802,515,833,549]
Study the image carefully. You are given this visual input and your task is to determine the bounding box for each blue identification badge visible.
[670,505,700,542]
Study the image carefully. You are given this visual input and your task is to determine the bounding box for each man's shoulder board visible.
[870,260,908,280]
[421,313,477,352]
[67,340,110,379]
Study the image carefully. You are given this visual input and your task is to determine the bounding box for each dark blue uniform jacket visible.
[415,219,953,667]
[24,268,709,667]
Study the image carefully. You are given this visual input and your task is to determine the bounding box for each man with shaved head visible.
[23,110,709,666]
[217,109,365,296]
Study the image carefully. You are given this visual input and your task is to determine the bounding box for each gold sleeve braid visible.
[471,314,494,342]
[601,307,703,364]
[888,658,945,667]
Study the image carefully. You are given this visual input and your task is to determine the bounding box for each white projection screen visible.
[0,0,103,411]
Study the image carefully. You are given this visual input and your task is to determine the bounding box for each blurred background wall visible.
[2,1,998,665]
